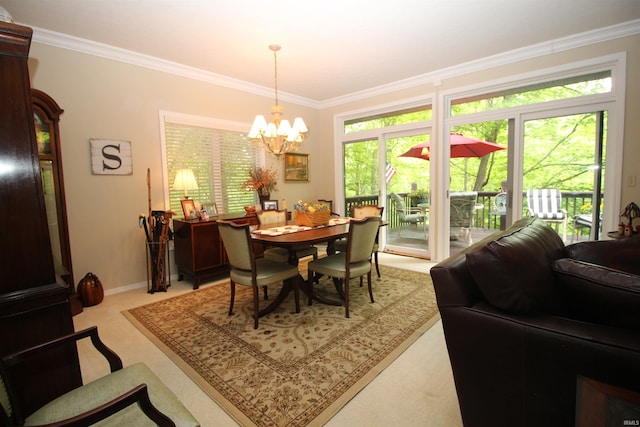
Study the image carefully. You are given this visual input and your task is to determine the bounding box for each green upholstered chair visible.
[307,216,381,318]
[333,205,383,278]
[256,209,318,263]
[0,326,199,427]
[217,220,301,329]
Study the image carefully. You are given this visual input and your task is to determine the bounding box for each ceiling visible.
[3,0,640,104]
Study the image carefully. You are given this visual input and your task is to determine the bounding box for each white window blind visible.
[164,120,259,216]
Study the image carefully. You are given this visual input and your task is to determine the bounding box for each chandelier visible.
[248,44,308,158]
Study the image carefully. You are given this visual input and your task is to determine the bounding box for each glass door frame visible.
[379,127,432,259]
[513,101,617,235]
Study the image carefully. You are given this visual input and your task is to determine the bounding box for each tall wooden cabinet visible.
[0,20,78,419]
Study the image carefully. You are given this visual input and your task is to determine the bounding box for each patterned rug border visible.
[123,265,439,426]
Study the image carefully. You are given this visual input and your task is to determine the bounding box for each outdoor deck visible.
[346,192,598,259]
[385,224,592,259]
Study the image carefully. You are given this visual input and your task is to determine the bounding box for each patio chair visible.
[217,220,301,329]
[334,204,384,278]
[526,189,567,241]
[389,193,427,237]
[307,217,381,318]
[450,191,478,246]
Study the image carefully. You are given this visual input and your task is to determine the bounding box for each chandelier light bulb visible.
[248,44,308,158]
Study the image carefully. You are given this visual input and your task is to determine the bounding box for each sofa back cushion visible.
[553,258,640,331]
[466,218,566,313]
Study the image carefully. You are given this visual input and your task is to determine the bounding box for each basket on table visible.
[294,210,331,226]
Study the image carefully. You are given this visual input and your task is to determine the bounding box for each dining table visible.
[250,218,352,313]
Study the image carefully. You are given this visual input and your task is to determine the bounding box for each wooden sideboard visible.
[173,213,260,289]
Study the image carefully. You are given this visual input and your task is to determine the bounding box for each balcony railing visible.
[344,191,597,235]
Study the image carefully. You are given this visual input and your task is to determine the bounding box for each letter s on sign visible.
[90,139,133,175]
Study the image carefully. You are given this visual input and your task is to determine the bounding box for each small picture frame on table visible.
[201,201,218,217]
[284,153,309,182]
[263,200,278,210]
[181,199,197,220]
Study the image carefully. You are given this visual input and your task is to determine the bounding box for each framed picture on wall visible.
[263,200,278,210]
[284,153,309,182]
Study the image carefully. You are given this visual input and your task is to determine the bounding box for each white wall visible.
[28,32,640,292]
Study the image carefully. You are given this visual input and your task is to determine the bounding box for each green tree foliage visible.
[343,75,609,198]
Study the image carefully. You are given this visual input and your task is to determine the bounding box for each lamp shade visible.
[173,168,198,199]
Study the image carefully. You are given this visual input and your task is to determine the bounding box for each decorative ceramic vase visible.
[77,272,104,307]
[624,224,633,237]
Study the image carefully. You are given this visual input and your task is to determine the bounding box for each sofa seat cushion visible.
[25,363,199,427]
[465,218,566,314]
[552,258,640,331]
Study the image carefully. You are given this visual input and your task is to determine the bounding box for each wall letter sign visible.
[90,139,132,175]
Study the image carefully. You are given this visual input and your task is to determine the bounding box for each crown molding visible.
[25,18,640,110]
[318,18,640,109]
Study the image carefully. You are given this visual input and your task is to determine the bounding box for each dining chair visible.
[333,204,384,278]
[317,199,341,216]
[307,216,381,318]
[256,209,318,264]
[217,220,301,329]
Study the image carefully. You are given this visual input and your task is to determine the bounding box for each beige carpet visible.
[124,264,439,426]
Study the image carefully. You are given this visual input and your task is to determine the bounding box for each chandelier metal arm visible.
[249,44,307,158]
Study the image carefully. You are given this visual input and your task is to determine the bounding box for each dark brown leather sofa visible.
[431,217,640,427]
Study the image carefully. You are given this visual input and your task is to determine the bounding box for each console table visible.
[173,213,259,289]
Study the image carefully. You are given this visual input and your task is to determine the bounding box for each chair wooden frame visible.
[0,327,181,427]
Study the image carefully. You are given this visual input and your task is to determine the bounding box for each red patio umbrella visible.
[399,133,505,160]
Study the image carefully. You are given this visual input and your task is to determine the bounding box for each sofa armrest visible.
[552,258,640,331]
[565,238,640,275]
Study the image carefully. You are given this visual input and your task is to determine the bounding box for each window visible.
[162,114,260,216]
[344,105,432,133]
[451,71,611,116]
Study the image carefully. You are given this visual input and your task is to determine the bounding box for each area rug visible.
[123,263,439,426]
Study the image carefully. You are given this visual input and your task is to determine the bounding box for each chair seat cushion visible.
[403,213,424,223]
[308,253,371,279]
[533,212,566,220]
[230,258,299,286]
[25,363,199,427]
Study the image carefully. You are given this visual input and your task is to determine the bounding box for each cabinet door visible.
[193,222,226,271]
